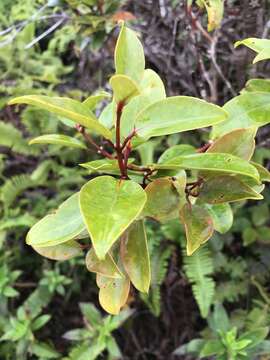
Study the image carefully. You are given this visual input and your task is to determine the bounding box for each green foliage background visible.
[0,0,270,359]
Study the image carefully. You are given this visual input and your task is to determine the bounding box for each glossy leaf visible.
[29,134,87,149]
[158,144,195,163]
[153,153,259,181]
[251,161,270,182]
[85,248,123,279]
[121,220,150,293]
[135,96,228,139]
[79,159,121,173]
[204,204,233,234]
[9,95,112,139]
[143,178,180,222]
[110,74,140,103]
[32,240,81,260]
[79,176,147,259]
[180,204,214,256]
[212,92,270,138]
[199,175,263,204]
[114,22,145,84]
[235,38,270,63]
[83,91,111,110]
[140,69,166,100]
[99,102,115,129]
[242,79,270,93]
[26,193,85,247]
[96,274,130,315]
[207,128,256,160]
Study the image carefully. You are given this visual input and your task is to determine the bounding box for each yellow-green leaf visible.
[26,193,85,247]
[251,161,270,182]
[79,176,147,260]
[153,153,259,181]
[32,240,82,260]
[121,220,150,293]
[199,175,263,204]
[83,91,111,110]
[110,74,140,103]
[114,22,145,84]
[212,92,270,138]
[204,203,233,234]
[235,38,270,63]
[241,79,270,93]
[180,204,214,256]
[85,248,123,279]
[207,128,256,160]
[135,96,228,139]
[29,134,87,149]
[142,178,180,222]
[201,0,224,31]
[9,95,112,139]
[96,274,130,315]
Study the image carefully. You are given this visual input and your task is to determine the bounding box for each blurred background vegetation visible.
[0,0,270,359]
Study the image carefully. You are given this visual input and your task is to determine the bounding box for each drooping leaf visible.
[251,161,270,182]
[135,96,228,139]
[180,204,214,256]
[212,92,270,138]
[79,176,147,259]
[9,95,112,139]
[32,240,82,260]
[242,79,270,93]
[199,175,263,204]
[26,193,85,247]
[85,248,123,279]
[207,128,256,160]
[153,153,259,181]
[121,220,150,293]
[83,91,111,110]
[201,0,224,31]
[204,203,233,234]
[235,38,270,63]
[142,178,180,222]
[29,134,87,149]
[158,144,196,163]
[114,22,145,84]
[96,274,130,315]
[110,74,140,103]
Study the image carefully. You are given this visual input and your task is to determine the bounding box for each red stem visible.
[115,101,128,179]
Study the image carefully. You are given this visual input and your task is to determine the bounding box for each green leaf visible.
[142,178,181,222]
[26,193,85,247]
[200,340,224,357]
[251,161,270,182]
[154,153,260,181]
[32,315,51,331]
[239,327,269,349]
[199,175,263,204]
[83,91,111,110]
[120,69,166,138]
[96,274,130,315]
[207,128,256,160]
[158,144,196,163]
[121,220,150,293]
[31,341,60,359]
[29,134,87,149]
[79,302,102,327]
[85,248,123,279]
[114,22,145,84]
[79,159,121,173]
[212,92,270,138]
[242,79,270,93]
[9,95,112,139]
[79,176,147,260]
[135,96,228,139]
[204,204,233,234]
[110,74,140,103]
[180,204,214,256]
[235,38,270,63]
[32,240,82,260]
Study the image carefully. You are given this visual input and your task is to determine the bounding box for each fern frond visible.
[0,174,36,209]
[183,246,215,318]
[0,121,38,155]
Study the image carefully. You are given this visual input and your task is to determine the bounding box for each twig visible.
[115,101,128,179]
